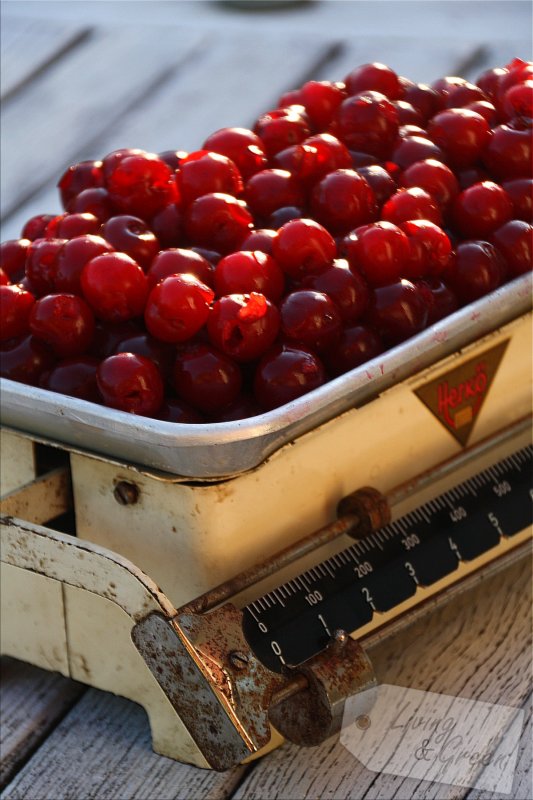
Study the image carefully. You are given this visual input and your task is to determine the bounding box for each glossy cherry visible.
[81,252,148,322]
[427,108,491,168]
[202,127,267,179]
[335,91,399,158]
[184,193,253,254]
[311,169,376,233]
[253,344,325,410]
[400,220,452,278]
[144,273,214,343]
[302,259,370,323]
[102,215,159,271]
[0,239,30,282]
[147,248,214,291]
[401,158,459,212]
[342,221,409,287]
[0,284,35,340]
[364,279,428,345]
[0,335,55,385]
[501,178,533,221]
[344,62,403,100]
[105,152,177,219]
[214,250,284,301]
[451,181,513,238]
[173,344,242,414]
[42,357,101,402]
[25,238,67,296]
[207,293,280,362]
[324,324,383,376]
[245,170,305,219]
[443,241,504,304]
[55,235,113,295]
[490,220,533,277]
[58,160,104,209]
[97,353,164,416]
[381,187,442,226]
[21,215,55,242]
[279,290,341,353]
[177,150,243,205]
[254,107,311,157]
[29,293,95,357]
[272,218,336,279]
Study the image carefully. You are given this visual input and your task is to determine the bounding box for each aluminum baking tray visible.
[1,274,531,480]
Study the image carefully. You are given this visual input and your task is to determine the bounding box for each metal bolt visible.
[356,714,371,730]
[333,629,348,646]
[228,651,249,670]
[113,481,139,506]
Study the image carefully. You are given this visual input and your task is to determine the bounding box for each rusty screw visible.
[228,651,249,670]
[113,481,139,506]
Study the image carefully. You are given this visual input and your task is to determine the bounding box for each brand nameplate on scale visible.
[414,340,509,446]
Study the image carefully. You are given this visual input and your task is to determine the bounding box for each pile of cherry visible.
[1,59,532,422]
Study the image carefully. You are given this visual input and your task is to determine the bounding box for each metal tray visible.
[1,274,531,480]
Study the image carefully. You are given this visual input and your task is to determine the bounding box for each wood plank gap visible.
[1,27,93,104]
[0,36,207,227]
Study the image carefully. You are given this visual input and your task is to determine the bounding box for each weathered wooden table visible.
[1,2,532,797]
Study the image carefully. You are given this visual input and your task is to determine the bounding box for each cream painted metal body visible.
[1,311,531,767]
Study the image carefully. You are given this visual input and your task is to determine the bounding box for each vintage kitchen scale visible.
[1,272,532,770]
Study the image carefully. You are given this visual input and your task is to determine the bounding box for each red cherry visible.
[184,193,253,254]
[147,248,214,291]
[356,165,397,207]
[253,344,325,410]
[68,188,114,222]
[207,293,280,362]
[158,150,189,171]
[0,284,35,340]
[403,82,441,122]
[102,215,159,271]
[482,121,532,179]
[342,221,409,287]
[451,181,513,238]
[393,100,424,126]
[101,148,146,181]
[58,160,104,209]
[268,206,304,230]
[105,152,177,219]
[173,344,242,414]
[444,82,487,108]
[150,204,183,248]
[324,324,383,376]
[21,215,55,242]
[202,127,267,179]
[443,241,503,304]
[55,235,113,295]
[401,159,459,212]
[501,178,533,221]
[427,108,491,168]
[29,293,95,357]
[490,220,533,278]
[272,218,336,280]
[254,107,311,157]
[177,150,243,205]
[335,91,399,158]
[0,239,30,282]
[311,169,377,234]
[144,273,214,343]
[502,80,533,119]
[304,133,353,173]
[476,66,508,102]
[413,277,459,324]
[0,335,55,385]
[25,238,67,296]
[365,279,428,345]
[45,213,101,240]
[391,136,444,170]
[0,269,9,286]
[280,290,341,353]
[381,187,442,226]
[113,333,174,383]
[43,357,100,402]
[294,80,347,129]
[81,252,148,322]
[344,62,403,100]
[214,250,284,302]
[239,229,277,256]
[400,220,452,278]
[97,353,164,415]
[302,259,370,323]
[245,169,305,219]
[465,100,498,126]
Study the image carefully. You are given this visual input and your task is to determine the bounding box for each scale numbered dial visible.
[243,444,532,672]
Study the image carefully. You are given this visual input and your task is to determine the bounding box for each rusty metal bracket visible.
[132,603,376,771]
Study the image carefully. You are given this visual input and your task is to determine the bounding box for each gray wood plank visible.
[233,557,532,799]
[0,687,247,800]
[0,657,84,789]
[0,28,338,240]
[0,15,90,101]
[0,24,207,220]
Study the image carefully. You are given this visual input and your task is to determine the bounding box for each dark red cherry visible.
[381,187,442,226]
[0,239,30,282]
[501,178,533,221]
[21,215,56,241]
[150,204,183,249]
[43,356,100,402]
[335,91,399,158]
[451,181,512,239]
[311,169,377,234]
[342,221,409,287]
[413,277,459,324]
[239,229,277,256]
[29,293,95,357]
[344,62,403,100]
[81,252,148,322]
[272,218,336,280]
[55,235,114,295]
[254,107,311,157]
[365,279,428,345]
[97,353,164,416]
[245,170,305,219]
[68,188,114,222]
[144,273,214,343]
[45,213,100,240]
[303,259,370,323]
[58,160,104,209]
[177,150,243,205]
[427,108,491,168]
[147,248,214,291]
[279,290,341,353]
[401,159,459,212]
[113,333,174,383]
[490,220,533,278]
[400,220,452,278]
[105,152,177,219]
[156,397,204,424]
[25,238,67,296]
[391,136,444,170]
[482,122,532,179]
[356,165,397,206]
[443,241,503,304]
[0,284,35,340]
[173,344,242,414]
[102,215,159,271]
[324,324,383,376]
[253,344,325,410]
[0,335,55,385]
[184,193,253,254]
